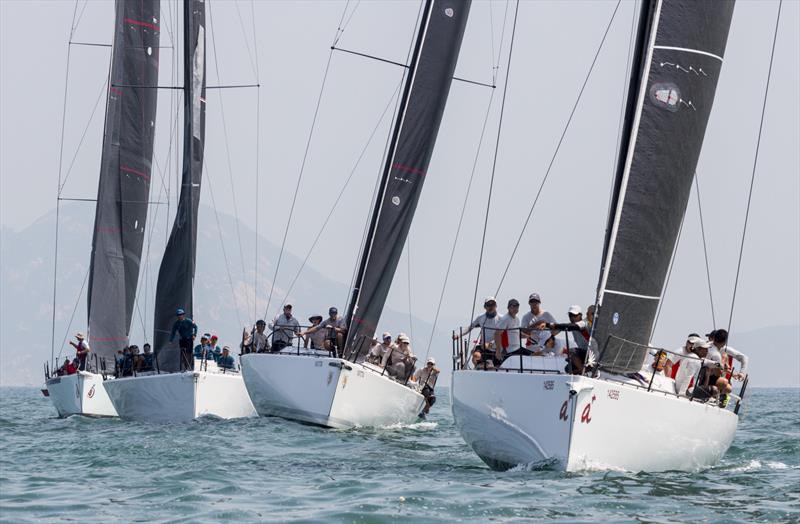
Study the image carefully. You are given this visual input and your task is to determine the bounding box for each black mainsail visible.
[594,0,735,373]
[87,0,160,362]
[152,0,206,371]
[344,0,472,352]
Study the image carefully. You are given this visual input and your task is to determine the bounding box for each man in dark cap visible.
[170,308,197,370]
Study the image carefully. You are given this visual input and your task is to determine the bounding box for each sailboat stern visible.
[45,372,117,418]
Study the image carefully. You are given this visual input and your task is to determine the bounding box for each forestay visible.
[153,0,206,371]
[345,0,472,353]
[87,0,160,362]
[595,0,735,373]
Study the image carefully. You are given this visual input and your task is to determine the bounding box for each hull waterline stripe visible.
[603,289,660,300]
[653,45,723,62]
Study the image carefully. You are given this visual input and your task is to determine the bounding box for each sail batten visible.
[152,0,206,371]
[344,0,472,352]
[595,0,735,373]
[87,0,160,361]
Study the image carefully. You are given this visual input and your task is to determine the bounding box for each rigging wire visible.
[207,0,252,320]
[470,0,520,324]
[423,0,512,358]
[423,90,497,358]
[58,78,109,193]
[279,83,402,310]
[694,173,717,328]
[262,3,354,321]
[344,0,425,310]
[55,266,90,363]
[205,165,245,329]
[492,0,623,296]
[50,0,82,365]
[249,0,261,322]
[728,0,783,334]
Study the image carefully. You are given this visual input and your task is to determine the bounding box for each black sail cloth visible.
[152,0,206,371]
[345,0,471,353]
[595,0,735,373]
[87,0,160,363]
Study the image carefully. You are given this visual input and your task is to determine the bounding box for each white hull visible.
[451,370,738,472]
[241,353,425,429]
[104,368,256,423]
[45,372,118,418]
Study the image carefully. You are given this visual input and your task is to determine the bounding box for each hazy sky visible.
[1,0,798,352]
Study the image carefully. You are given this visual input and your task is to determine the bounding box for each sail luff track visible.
[87,0,160,362]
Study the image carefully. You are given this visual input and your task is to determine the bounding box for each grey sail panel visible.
[595,0,735,373]
[87,0,160,362]
[344,0,471,352]
[152,0,206,371]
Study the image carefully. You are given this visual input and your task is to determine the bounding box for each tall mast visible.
[344,0,472,353]
[152,0,206,371]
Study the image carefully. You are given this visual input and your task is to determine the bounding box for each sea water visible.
[0,387,797,523]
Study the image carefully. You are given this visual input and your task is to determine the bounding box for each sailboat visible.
[103,0,256,423]
[451,0,749,471]
[43,0,163,418]
[240,0,471,429]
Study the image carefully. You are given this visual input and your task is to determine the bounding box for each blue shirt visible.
[141,353,155,370]
[193,344,215,360]
[218,355,235,369]
[170,318,197,341]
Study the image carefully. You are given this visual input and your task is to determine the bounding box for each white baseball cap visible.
[398,333,410,343]
[568,305,583,316]
[426,357,436,365]
[382,332,392,340]
[484,296,497,306]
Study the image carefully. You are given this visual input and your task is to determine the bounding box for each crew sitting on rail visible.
[494,298,522,362]
[367,332,396,366]
[452,296,501,358]
[301,315,326,350]
[194,334,215,361]
[57,357,78,376]
[120,346,134,377]
[673,337,708,396]
[470,350,495,370]
[412,357,440,420]
[218,346,235,370]
[270,304,301,352]
[140,343,155,372]
[521,292,557,349]
[385,333,415,380]
[301,307,346,355]
[704,329,747,408]
[241,319,270,354]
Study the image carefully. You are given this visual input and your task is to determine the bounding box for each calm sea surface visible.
[0,386,797,523]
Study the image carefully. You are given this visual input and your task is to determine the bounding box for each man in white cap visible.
[673,337,709,396]
[521,292,556,349]
[413,357,440,419]
[386,333,415,379]
[545,306,597,374]
[69,332,91,371]
[452,296,501,357]
[367,332,396,365]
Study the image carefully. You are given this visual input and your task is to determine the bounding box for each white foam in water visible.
[728,460,791,473]
[379,421,438,431]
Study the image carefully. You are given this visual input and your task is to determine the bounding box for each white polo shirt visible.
[497,313,521,351]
